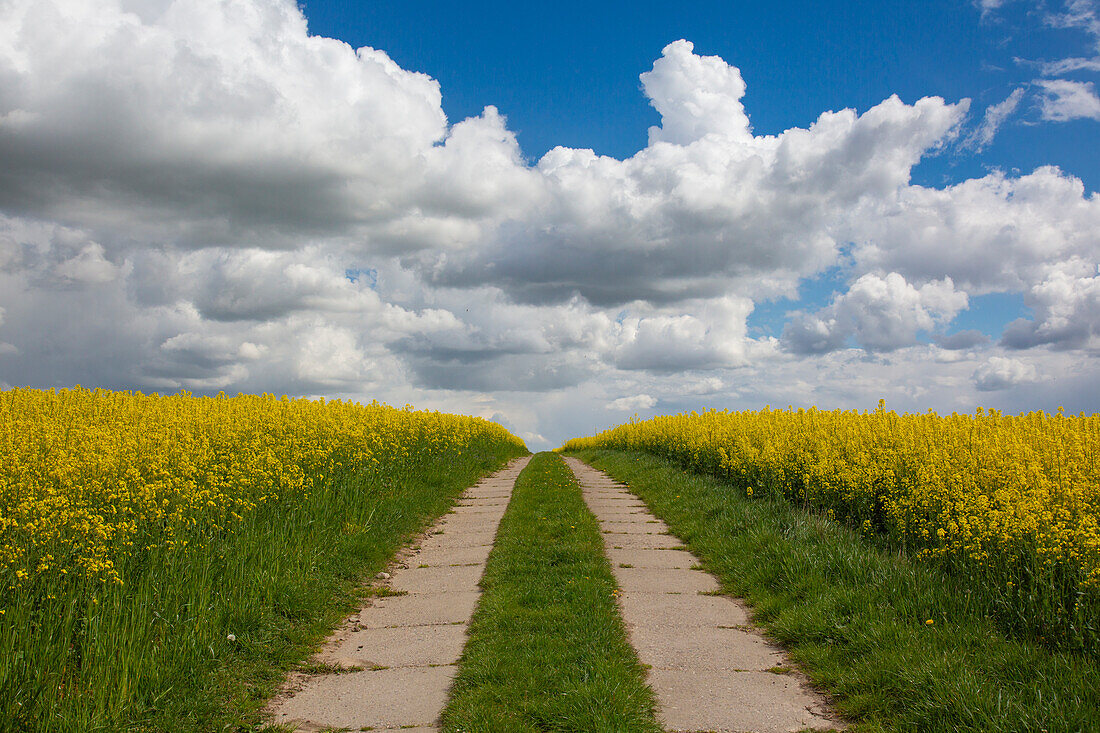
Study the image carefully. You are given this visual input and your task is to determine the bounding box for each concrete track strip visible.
[565,457,844,733]
[266,456,530,732]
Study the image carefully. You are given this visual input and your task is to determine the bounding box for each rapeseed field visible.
[0,386,525,731]
[562,403,1099,652]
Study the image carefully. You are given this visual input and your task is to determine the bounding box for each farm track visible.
[268,454,842,732]
[565,457,844,733]
[266,456,530,732]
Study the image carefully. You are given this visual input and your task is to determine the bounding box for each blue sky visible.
[304,0,1099,190]
[0,0,1098,448]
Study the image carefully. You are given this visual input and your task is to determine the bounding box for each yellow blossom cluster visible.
[0,387,524,588]
[563,403,1100,593]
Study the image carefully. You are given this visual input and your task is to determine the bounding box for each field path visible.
[565,457,845,733]
[266,456,530,732]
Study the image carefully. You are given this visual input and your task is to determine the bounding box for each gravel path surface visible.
[265,456,529,732]
[565,456,845,733]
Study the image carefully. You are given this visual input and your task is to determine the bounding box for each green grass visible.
[1,442,524,733]
[568,449,1100,733]
[441,452,662,733]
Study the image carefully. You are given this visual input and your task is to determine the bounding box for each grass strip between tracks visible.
[442,452,662,733]
[568,448,1100,733]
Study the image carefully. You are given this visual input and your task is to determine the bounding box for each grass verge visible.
[568,449,1100,733]
[441,452,661,733]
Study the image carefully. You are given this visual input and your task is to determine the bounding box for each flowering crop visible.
[0,386,525,730]
[562,402,1099,650]
[0,387,523,592]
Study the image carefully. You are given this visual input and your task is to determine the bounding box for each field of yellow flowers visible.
[0,387,526,731]
[562,403,1099,653]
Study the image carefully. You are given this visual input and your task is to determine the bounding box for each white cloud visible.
[783,273,968,353]
[431,71,967,306]
[997,2,1100,105]
[613,296,752,371]
[0,215,125,287]
[640,40,753,146]
[0,0,526,253]
[607,394,657,411]
[1036,79,1100,121]
[0,8,966,311]
[0,306,16,356]
[1048,0,1100,47]
[963,88,1025,151]
[293,323,371,388]
[848,166,1100,298]
[51,242,120,284]
[1015,1,1100,119]
[973,356,1040,390]
[1002,264,1100,349]
[1037,56,1100,74]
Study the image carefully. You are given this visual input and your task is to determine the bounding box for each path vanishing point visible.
[267,455,844,732]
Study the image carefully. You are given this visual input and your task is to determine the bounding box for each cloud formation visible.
[783,274,968,354]
[973,356,1040,391]
[1002,266,1100,349]
[607,394,658,411]
[0,0,1098,448]
[1037,79,1100,121]
[963,88,1025,150]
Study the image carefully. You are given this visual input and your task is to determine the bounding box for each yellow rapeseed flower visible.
[561,404,1100,600]
[0,387,524,589]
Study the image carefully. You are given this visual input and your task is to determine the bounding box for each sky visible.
[0,0,1098,450]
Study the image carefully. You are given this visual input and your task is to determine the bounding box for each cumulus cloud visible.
[640,40,753,146]
[782,273,968,354]
[0,7,967,311]
[973,356,1039,390]
[607,394,657,411]
[0,0,534,253]
[1001,265,1100,349]
[291,323,371,389]
[613,296,752,371]
[428,59,967,306]
[0,215,125,288]
[847,166,1100,295]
